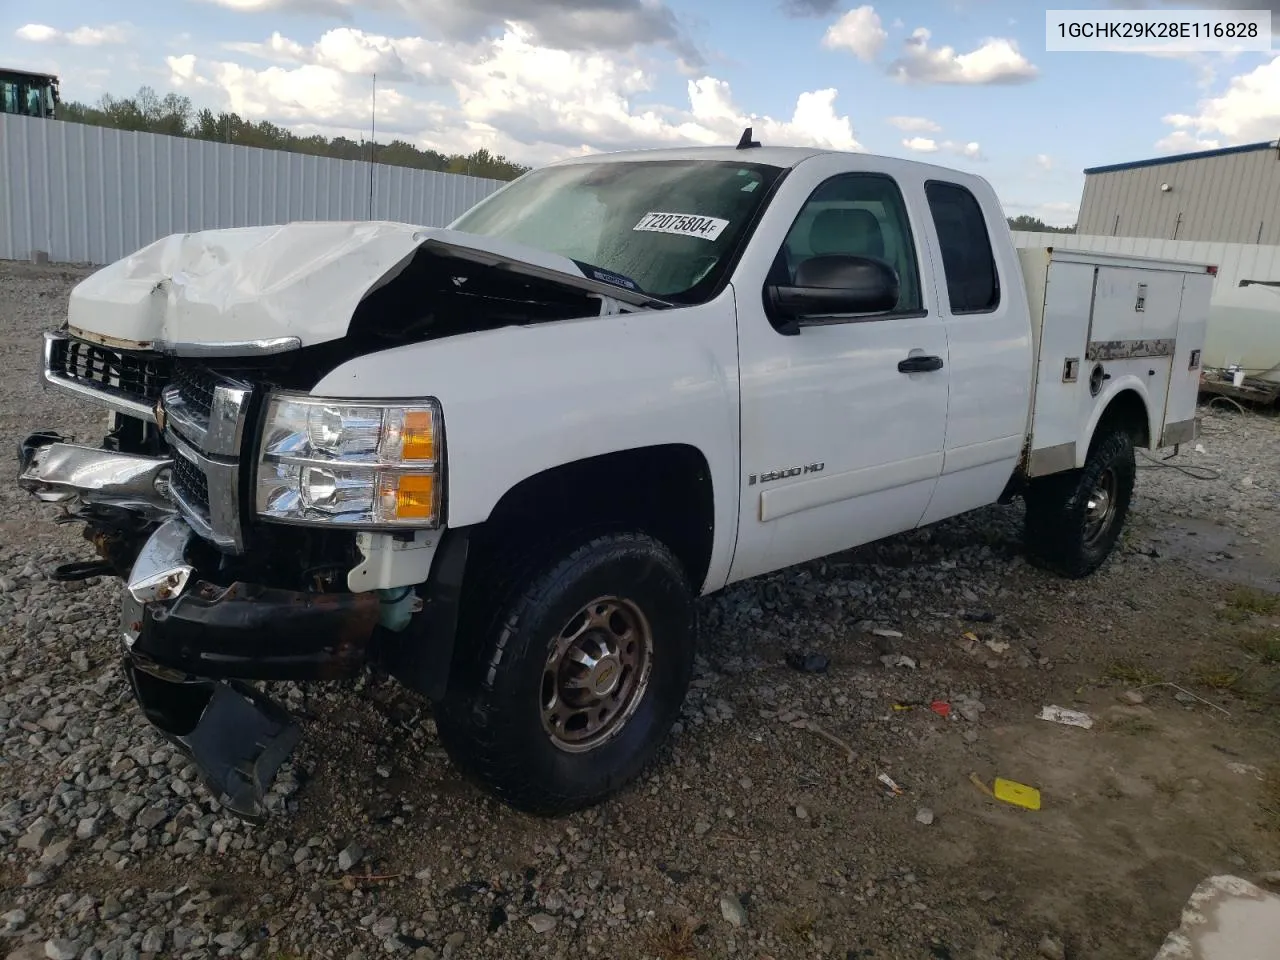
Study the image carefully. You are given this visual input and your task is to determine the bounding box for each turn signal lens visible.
[379,473,436,521]
[399,410,436,461]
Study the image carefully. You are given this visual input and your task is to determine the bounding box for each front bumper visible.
[17,429,462,822]
[124,518,381,681]
[123,517,381,821]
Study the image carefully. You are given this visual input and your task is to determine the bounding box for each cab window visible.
[925,180,1000,314]
[774,173,923,315]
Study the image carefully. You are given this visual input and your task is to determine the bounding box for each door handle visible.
[898,355,944,374]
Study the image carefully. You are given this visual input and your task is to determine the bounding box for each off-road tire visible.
[434,532,695,815]
[1024,427,1136,579]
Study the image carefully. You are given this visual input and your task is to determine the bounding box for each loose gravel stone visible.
[338,843,364,871]
[719,894,748,928]
[526,914,556,934]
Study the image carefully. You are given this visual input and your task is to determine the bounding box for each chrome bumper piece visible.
[18,441,177,522]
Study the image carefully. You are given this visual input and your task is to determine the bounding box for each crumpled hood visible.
[65,221,652,354]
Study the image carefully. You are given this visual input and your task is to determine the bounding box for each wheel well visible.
[1094,389,1150,452]
[470,444,716,593]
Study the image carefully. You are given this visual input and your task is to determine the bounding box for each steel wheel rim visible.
[540,595,654,753]
[1083,467,1118,546]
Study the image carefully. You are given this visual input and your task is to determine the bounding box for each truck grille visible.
[44,333,170,418]
[171,363,218,418]
[170,450,211,514]
[43,333,254,554]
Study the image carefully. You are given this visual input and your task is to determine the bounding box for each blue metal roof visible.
[1084,140,1278,175]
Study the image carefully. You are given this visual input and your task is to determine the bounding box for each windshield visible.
[450,159,786,302]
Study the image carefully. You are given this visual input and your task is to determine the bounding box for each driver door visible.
[728,163,951,583]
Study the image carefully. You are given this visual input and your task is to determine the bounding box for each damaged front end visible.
[17,342,419,823]
[19,430,384,819]
[119,517,380,821]
[18,222,640,822]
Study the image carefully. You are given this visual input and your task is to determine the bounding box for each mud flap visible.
[124,660,302,823]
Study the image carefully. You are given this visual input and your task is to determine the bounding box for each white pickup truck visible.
[17,134,1214,821]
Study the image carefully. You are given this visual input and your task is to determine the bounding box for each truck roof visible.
[547,143,999,188]
[551,145,831,169]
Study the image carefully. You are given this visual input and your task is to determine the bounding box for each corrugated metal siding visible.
[1013,230,1280,376]
[0,113,507,265]
[1077,146,1280,243]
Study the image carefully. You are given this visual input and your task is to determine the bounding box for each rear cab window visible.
[924,181,1000,314]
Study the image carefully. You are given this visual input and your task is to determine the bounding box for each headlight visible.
[255,394,443,528]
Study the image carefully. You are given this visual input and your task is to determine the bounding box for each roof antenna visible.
[736,126,761,149]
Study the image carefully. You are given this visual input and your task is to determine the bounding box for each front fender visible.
[311,297,742,591]
[1076,374,1153,467]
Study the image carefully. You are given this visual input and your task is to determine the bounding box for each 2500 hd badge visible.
[748,461,826,485]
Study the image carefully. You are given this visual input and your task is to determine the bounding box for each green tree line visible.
[57,85,530,181]
[1007,214,1076,234]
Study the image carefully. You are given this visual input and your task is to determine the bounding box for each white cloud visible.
[1158,54,1280,146]
[225,28,447,83]
[167,26,864,163]
[15,23,131,46]
[902,137,939,152]
[887,115,940,133]
[822,5,888,62]
[195,0,702,63]
[947,140,983,159]
[1155,129,1222,152]
[901,137,983,159]
[889,27,1038,84]
[1035,153,1053,171]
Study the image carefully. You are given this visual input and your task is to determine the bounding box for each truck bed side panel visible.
[1024,248,1213,475]
[1164,273,1212,444]
[1081,263,1185,449]
[1026,258,1095,474]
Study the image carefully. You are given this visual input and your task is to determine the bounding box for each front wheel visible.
[434,532,695,815]
[1023,427,1136,579]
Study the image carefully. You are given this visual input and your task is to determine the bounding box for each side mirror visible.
[766,255,900,331]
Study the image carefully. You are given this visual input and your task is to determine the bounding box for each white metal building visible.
[1076,140,1280,244]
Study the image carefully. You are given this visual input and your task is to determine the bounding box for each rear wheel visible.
[434,532,695,814]
[1024,426,1136,579]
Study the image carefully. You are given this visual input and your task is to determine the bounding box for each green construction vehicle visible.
[1,67,60,119]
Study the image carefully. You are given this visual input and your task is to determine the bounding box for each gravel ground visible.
[2,260,1279,960]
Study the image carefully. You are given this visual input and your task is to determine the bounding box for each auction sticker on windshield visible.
[633,212,729,241]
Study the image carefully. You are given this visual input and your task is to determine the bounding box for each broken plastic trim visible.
[124,659,301,822]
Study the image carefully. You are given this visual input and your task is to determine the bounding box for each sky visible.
[1,0,1278,227]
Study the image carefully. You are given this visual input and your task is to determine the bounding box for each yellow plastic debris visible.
[993,778,1041,811]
